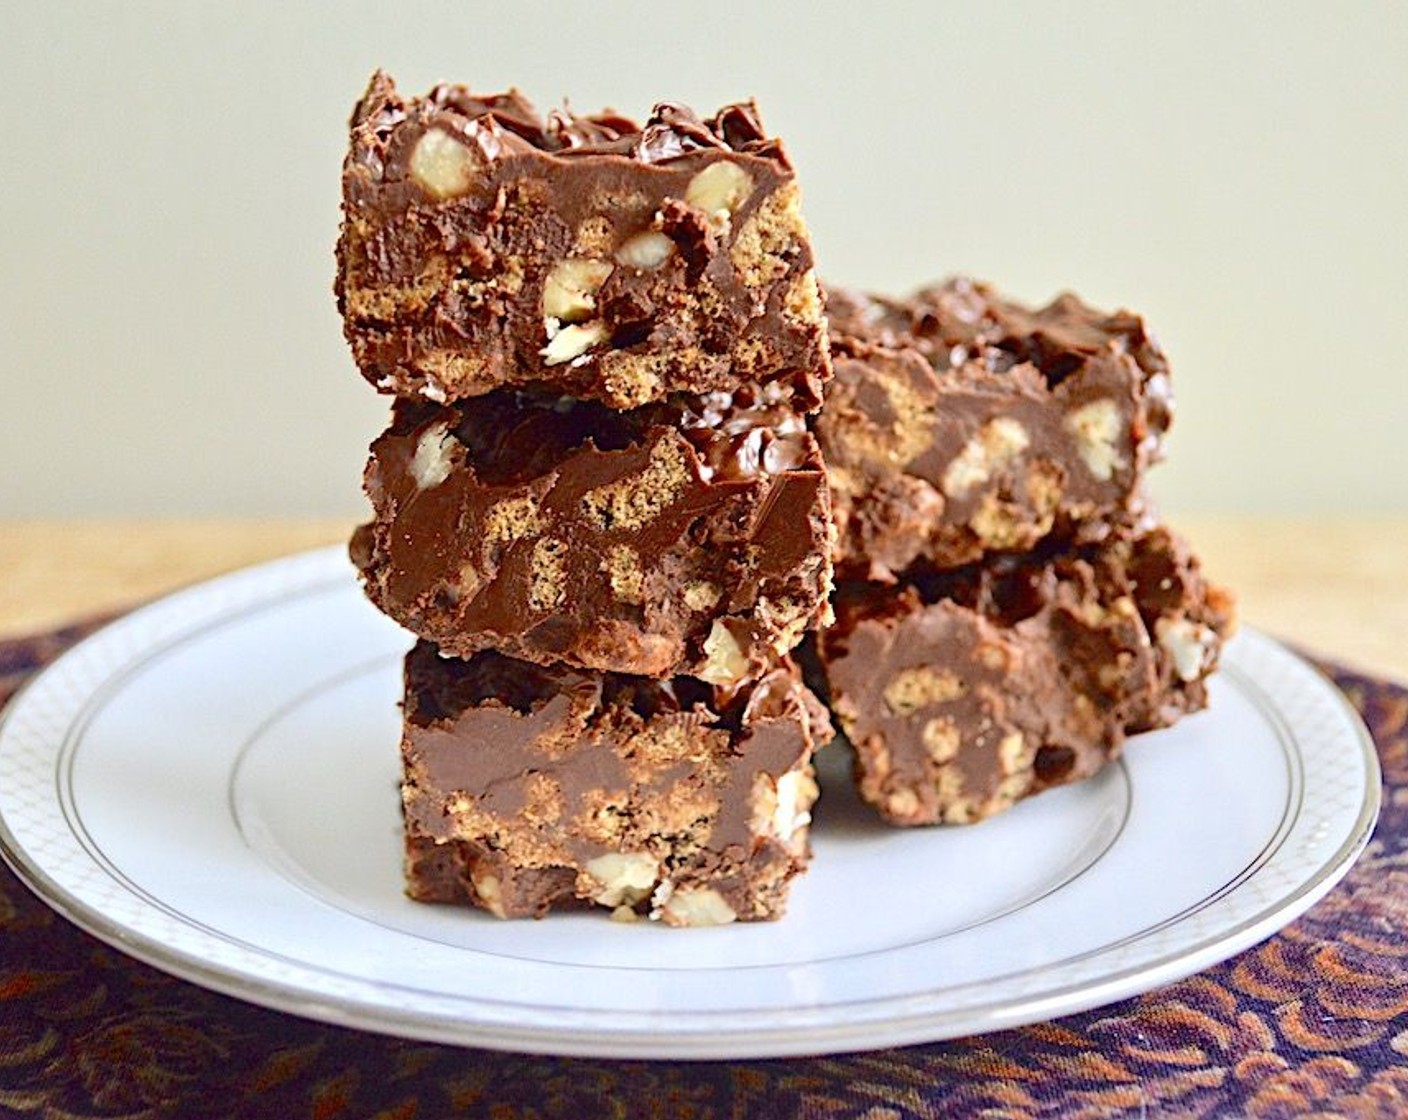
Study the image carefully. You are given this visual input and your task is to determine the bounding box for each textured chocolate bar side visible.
[819,278,1172,579]
[819,527,1235,826]
[399,642,833,925]
[352,388,833,680]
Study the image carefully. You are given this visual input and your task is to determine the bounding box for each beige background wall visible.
[2,2,1405,517]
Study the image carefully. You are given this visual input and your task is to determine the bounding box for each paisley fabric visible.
[1,618,1404,1119]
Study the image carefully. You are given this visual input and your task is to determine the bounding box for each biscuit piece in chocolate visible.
[818,527,1235,826]
[399,642,832,924]
[819,279,1172,580]
[351,387,832,680]
[337,71,830,411]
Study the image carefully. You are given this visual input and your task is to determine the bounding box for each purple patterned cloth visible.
[1,617,1404,1119]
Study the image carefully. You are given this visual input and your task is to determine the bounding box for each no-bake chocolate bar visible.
[818,279,1171,580]
[399,640,832,924]
[337,72,830,411]
[352,386,832,681]
[817,526,1235,826]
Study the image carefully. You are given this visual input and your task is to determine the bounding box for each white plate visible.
[0,548,1380,1059]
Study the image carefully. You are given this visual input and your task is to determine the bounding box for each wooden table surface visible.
[1,518,1406,684]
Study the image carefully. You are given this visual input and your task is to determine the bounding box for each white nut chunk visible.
[697,620,749,686]
[942,418,1031,498]
[540,320,609,365]
[410,420,457,490]
[409,128,477,200]
[583,852,660,907]
[684,162,754,222]
[1064,398,1127,482]
[614,230,676,270]
[660,887,738,928]
[541,258,613,322]
[750,769,818,845]
[469,869,507,919]
[1156,617,1217,682]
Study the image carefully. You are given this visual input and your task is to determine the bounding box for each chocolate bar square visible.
[818,527,1235,826]
[819,279,1171,579]
[337,72,830,411]
[399,642,831,924]
[352,387,832,680]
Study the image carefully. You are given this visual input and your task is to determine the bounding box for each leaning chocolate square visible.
[337,72,830,411]
[817,527,1235,826]
[399,641,832,924]
[351,386,832,680]
[818,279,1172,580]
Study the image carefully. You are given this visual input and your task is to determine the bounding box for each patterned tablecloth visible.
[0,617,1404,1120]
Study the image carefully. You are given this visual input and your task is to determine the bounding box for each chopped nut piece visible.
[698,620,749,686]
[470,869,507,919]
[410,421,457,490]
[772,769,818,844]
[542,258,613,323]
[409,127,477,200]
[541,320,609,365]
[886,788,921,819]
[751,767,819,846]
[1064,398,1126,481]
[584,852,660,907]
[660,887,738,928]
[684,162,754,221]
[614,230,675,270]
[942,418,1030,499]
[997,731,1028,775]
[942,796,978,825]
[1156,617,1215,682]
[976,643,1010,672]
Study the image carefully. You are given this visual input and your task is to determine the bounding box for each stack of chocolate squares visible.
[335,73,838,926]
[335,73,1236,927]
[811,281,1236,826]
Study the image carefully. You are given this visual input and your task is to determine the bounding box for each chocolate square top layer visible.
[819,278,1173,579]
[352,385,832,680]
[337,72,830,411]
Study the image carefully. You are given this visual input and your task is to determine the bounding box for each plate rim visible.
[0,546,1384,1059]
